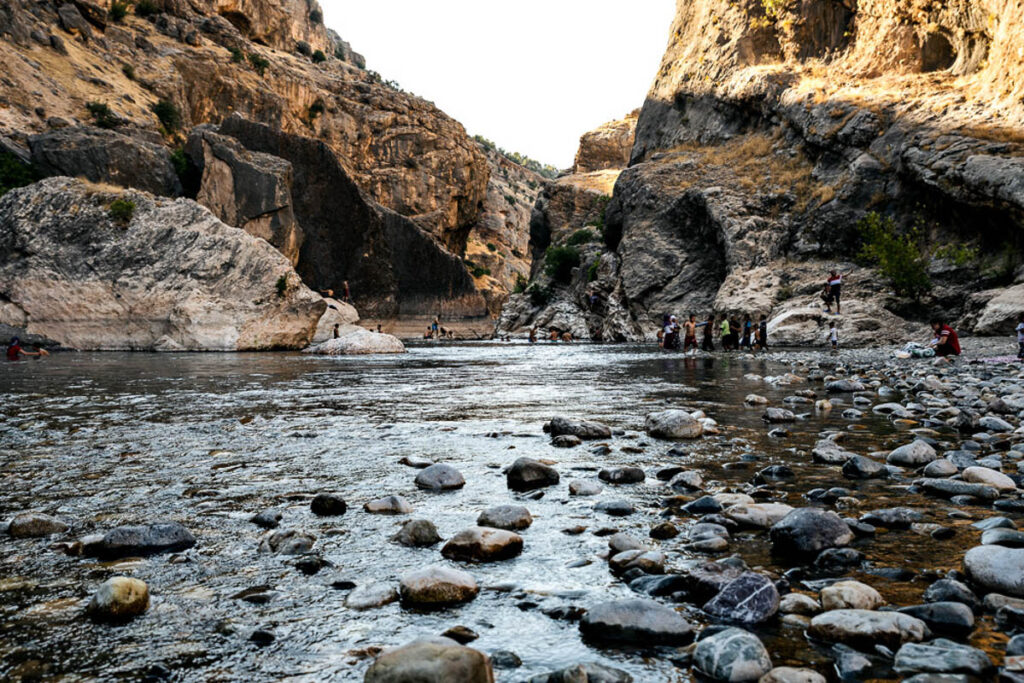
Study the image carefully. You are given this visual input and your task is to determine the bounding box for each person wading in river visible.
[683,314,699,354]
[758,315,769,352]
[6,337,48,360]
[701,314,716,351]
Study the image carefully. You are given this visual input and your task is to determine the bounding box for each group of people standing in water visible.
[659,313,769,353]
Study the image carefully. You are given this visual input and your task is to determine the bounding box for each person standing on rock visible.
[6,337,48,360]
[824,270,843,315]
[683,315,699,353]
[342,280,351,302]
[929,318,961,357]
[701,314,716,351]
[1016,314,1024,361]
[758,315,769,352]
[333,323,340,339]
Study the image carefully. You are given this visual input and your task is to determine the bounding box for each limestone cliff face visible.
[503,0,1024,344]
[0,0,508,326]
[574,111,639,174]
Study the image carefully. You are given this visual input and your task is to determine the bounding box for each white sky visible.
[320,0,676,169]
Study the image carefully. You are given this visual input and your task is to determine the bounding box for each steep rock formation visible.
[209,115,488,320]
[503,0,1024,344]
[466,145,546,315]
[0,0,491,306]
[574,111,639,173]
[0,177,324,350]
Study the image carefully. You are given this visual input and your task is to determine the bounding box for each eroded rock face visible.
[0,178,324,351]
[574,111,638,174]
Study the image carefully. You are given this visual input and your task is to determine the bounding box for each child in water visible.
[827,321,839,354]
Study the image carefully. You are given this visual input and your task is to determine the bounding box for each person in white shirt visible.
[1016,314,1024,361]
[827,321,839,354]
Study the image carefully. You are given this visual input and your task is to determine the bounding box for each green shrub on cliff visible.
[513,274,528,294]
[108,198,135,224]
[857,211,931,299]
[526,283,552,307]
[0,151,38,198]
[248,53,270,77]
[275,275,288,298]
[109,1,128,22]
[135,0,159,17]
[587,257,601,282]
[86,102,120,129]
[229,47,244,63]
[544,245,580,284]
[311,50,327,64]
[566,228,595,246]
[151,99,181,133]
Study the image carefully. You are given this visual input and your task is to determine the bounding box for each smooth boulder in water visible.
[644,410,704,439]
[415,464,466,491]
[963,545,1024,597]
[579,598,694,645]
[702,572,779,625]
[548,416,612,440]
[477,505,532,531]
[399,566,479,607]
[87,576,149,622]
[440,527,523,562]
[887,440,937,466]
[820,581,884,611]
[345,582,399,610]
[898,602,975,638]
[7,512,69,538]
[892,639,994,677]
[770,508,853,559]
[598,466,645,484]
[506,458,559,491]
[91,522,196,558]
[392,519,442,547]
[692,627,773,681]
[364,637,493,683]
[761,408,796,424]
[310,493,347,516]
[842,455,888,480]
[807,609,928,650]
[364,495,414,515]
[258,529,316,555]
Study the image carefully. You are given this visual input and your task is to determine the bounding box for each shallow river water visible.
[0,342,1014,681]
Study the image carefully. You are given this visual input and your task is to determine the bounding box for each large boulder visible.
[89,522,196,559]
[573,112,638,174]
[364,637,494,683]
[312,298,360,343]
[398,566,479,607]
[645,410,704,439]
[440,527,524,562]
[769,508,854,559]
[28,127,182,197]
[304,326,405,355]
[187,126,303,265]
[692,627,773,681]
[0,178,325,351]
[579,598,694,645]
[963,545,1024,597]
[507,458,559,491]
[807,609,929,650]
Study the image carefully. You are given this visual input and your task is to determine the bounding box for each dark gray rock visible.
[702,572,779,625]
[842,455,888,480]
[770,508,853,559]
[527,662,633,683]
[595,500,634,517]
[892,639,993,677]
[250,509,282,529]
[898,602,974,638]
[415,464,466,491]
[548,416,612,440]
[90,522,196,558]
[917,478,999,501]
[599,467,645,484]
[922,579,978,611]
[507,458,559,491]
[392,519,442,547]
[981,528,1024,547]
[7,512,69,538]
[859,507,923,529]
[477,505,532,531]
[693,627,773,681]
[310,493,347,516]
[579,598,695,645]
[762,408,796,423]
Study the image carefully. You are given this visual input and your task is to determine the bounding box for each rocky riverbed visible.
[2,340,1023,681]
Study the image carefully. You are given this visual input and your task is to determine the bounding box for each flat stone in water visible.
[415,464,466,491]
[595,500,634,517]
[693,627,773,682]
[725,503,794,529]
[568,479,602,496]
[440,527,523,562]
[598,466,645,484]
[531,663,632,682]
[859,507,923,529]
[769,508,853,558]
[7,512,69,538]
[258,529,315,555]
[981,528,1024,547]
[364,495,413,515]
[548,416,612,440]
[92,522,196,558]
[702,572,779,624]
[579,598,694,645]
[346,583,399,610]
[364,637,492,683]
[917,478,999,501]
[898,602,975,638]
[807,609,928,650]
[477,505,532,530]
[963,545,1024,597]
[399,566,479,607]
[887,440,937,466]
[645,409,704,439]
[893,639,994,677]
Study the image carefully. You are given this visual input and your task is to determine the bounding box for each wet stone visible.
[477,505,532,531]
[489,650,521,669]
[568,479,602,496]
[507,458,559,491]
[981,528,1024,547]
[893,639,994,677]
[415,464,466,491]
[859,507,923,529]
[346,583,399,610]
[770,508,853,558]
[92,522,196,558]
[963,545,1024,597]
[392,519,442,547]
[258,529,315,555]
[898,602,975,638]
[441,625,478,644]
[398,456,434,469]
[364,637,492,683]
[808,609,928,650]
[250,509,282,529]
[7,512,69,538]
[609,549,665,575]
[598,466,645,484]
[441,527,523,562]
[887,440,937,467]
[552,435,581,448]
[548,416,612,440]
[579,598,695,645]
[364,495,413,515]
[529,662,632,682]
[702,572,779,625]
[820,581,884,611]
[650,522,679,540]
[842,455,888,480]
[645,409,704,439]
[594,500,634,517]
[762,408,796,424]
[399,566,479,607]
[86,576,149,622]
[923,579,978,610]
[760,667,826,683]
[692,627,773,681]
[310,493,347,516]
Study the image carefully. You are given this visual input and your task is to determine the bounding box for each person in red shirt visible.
[929,319,961,357]
[6,337,48,360]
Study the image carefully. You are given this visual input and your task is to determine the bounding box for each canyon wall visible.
[500,0,1024,344]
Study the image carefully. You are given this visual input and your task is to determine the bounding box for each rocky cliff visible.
[500,0,1024,344]
[0,0,535,330]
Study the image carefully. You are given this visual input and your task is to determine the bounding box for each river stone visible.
[892,639,994,676]
[392,519,442,547]
[762,408,796,424]
[250,509,282,529]
[645,410,704,439]
[415,464,466,491]
[923,459,958,477]
[979,416,1014,432]
[820,581,884,611]
[7,512,69,538]
[873,402,910,418]
[441,527,523,562]
[609,549,665,575]
[669,471,704,490]
[898,602,975,638]
[548,416,612,440]
[693,627,773,681]
[923,579,978,609]
[770,508,853,558]
[759,667,825,683]
[551,435,581,448]
[477,505,532,531]
[306,327,405,355]
[963,545,1024,597]
[399,566,479,607]
[683,562,747,602]
[744,394,768,406]
[364,637,492,683]
[962,466,1017,492]
[345,582,399,610]
[811,439,856,464]
[887,440,937,466]
[599,466,645,484]
[859,507,923,529]
[94,522,196,558]
[981,528,1024,547]
[310,493,347,516]
[595,499,634,517]
[725,503,794,529]
[842,455,888,480]
[702,572,779,624]
[827,379,865,392]
[918,478,999,501]
[399,456,434,469]
[364,495,413,515]
[507,458,559,491]
[807,609,928,650]
[528,663,632,682]
[609,533,648,554]
[258,529,315,555]
[779,593,820,616]
[579,598,694,645]
[86,576,149,622]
